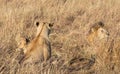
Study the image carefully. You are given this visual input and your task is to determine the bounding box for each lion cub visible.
[87,22,109,44]
[15,34,30,53]
[19,21,53,64]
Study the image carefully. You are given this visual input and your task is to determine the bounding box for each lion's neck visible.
[39,27,49,40]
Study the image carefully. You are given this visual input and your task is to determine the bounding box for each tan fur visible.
[15,34,29,52]
[19,21,53,64]
[87,22,109,44]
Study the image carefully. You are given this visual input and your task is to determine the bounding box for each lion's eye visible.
[36,22,39,26]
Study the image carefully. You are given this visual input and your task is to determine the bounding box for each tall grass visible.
[0,0,120,74]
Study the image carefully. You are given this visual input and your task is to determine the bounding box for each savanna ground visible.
[0,0,120,74]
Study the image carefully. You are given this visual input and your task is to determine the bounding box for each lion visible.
[15,34,30,53]
[19,21,53,64]
[87,22,109,45]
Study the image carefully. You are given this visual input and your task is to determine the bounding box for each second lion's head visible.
[34,21,54,36]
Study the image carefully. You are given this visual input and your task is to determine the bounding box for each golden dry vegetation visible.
[0,0,120,74]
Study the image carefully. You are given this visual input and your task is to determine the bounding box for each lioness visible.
[19,21,53,64]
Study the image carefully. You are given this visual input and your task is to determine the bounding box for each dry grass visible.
[0,0,120,74]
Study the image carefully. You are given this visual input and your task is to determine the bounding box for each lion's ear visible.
[49,23,54,27]
[36,22,39,27]
[98,21,104,27]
